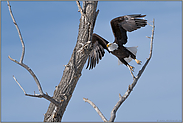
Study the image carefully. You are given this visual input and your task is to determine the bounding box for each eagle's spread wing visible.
[86,33,109,70]
[110,14,147,46]
[121,14,147,32]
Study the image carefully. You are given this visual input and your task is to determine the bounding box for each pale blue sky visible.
[1,1,182,122]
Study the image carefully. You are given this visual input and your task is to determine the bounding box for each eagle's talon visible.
[128,65,134,72]
[131,66,134,72]
[135,59,142,65]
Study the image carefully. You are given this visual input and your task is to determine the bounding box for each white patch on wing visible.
[118,46,138,65]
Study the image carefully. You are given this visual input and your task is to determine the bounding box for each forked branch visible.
[76,1,90,25]
[76,1,85,17]
[7,1,60,107]
[83,19,155,122]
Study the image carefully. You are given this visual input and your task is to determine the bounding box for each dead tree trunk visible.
[43,1,99,122]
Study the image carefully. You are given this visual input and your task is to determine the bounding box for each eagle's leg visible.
[127,64,134,72]
[128,50,142,65]
[119,58,134,72]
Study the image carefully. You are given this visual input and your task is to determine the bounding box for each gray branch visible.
[76,1,90,26]
[7,1,25,63]
[76,1,84,17]
[7,1,60,108]
[13,75,26,94]
[8,56,44,94]
[83,19,155,122]
[83,98,108,122]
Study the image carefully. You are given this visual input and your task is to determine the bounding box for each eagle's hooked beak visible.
[106,43,111,48]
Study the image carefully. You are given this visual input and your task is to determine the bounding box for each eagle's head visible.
[107,43,118,51]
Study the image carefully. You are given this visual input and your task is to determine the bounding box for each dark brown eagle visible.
[86,14,147,71]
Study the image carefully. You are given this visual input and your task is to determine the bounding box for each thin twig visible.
[147,21,153,27]
[136,19,155,79]
[83,98,108,122]
[7,1,25,63]
[76,1,84,17]
[13,75,26,94]
[76,1,90,25]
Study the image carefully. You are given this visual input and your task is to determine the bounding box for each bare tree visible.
[7,1,154,122]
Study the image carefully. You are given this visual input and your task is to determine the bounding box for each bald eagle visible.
[86,14,147,71]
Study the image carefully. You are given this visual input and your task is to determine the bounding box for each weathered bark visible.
[43,1,98,122]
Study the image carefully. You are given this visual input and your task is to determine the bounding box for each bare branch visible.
[146,36,151,39]
[7,1,61,108]
[12,74,60,107]
[127,65,136,79]
[9,47,61,107]
[7,0,43,95]
[7,1,25,63]
[147,21,153,27]
[13,75,26,94]
[8,55,44,95]
[109,94,124,122]
[83,98,108,122]
[136,19,155,79]
[76,1,84,16]
[27,93,61,107]
[76,1,90,25]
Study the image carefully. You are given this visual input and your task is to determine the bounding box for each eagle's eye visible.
[106,43,111,47]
